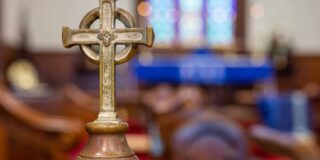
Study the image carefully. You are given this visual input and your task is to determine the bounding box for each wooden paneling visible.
[30,52,82,84]
[0,0,2,46]
[0,0,3,75]
[278,55,320,90]
[236,0,246,51]
[2,45,320,89]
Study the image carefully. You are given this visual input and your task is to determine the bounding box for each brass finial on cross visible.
[62,0,154,123]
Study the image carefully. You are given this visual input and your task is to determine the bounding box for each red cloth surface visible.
[251,146,290,160]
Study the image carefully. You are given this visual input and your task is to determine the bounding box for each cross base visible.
[95,111,120,124]
[77,122,138,160]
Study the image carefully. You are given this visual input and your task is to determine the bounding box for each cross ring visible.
[79,8,138,65]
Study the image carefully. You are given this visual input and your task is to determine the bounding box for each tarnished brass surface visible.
[77,123,138,160]
[63,0,154,122]
[62,0,154,159]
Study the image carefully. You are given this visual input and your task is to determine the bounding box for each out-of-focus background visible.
[0,0,320,159]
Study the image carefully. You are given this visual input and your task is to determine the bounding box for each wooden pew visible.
[60,84,99,122]
[0,85,84,160]
[250,125,320,160]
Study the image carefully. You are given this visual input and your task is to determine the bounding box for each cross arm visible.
[62,27,100,48]
[112,27,155,47]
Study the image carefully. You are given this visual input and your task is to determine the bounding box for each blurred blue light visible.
[180,0,203,12]
[207,0,236,45]
[149,0,237,46]
[150,0,176,44]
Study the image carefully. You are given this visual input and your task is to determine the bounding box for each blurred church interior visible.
[1,0,320,159]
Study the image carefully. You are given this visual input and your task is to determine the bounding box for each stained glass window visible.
[149,0,176,45]
[145,0,237,48]
[207,0,236,45]
[179,0,204,46]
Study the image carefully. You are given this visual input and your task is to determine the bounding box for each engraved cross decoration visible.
[62,0,154,123]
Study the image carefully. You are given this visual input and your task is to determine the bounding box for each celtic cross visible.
[62,0,154,123]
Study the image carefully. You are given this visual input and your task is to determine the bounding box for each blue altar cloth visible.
[133,54,274,85]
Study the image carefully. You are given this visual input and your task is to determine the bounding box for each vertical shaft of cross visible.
[98,0,117,122]
[99,46,116,119]
[100,0,115,29]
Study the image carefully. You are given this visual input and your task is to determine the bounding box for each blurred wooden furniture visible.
[60,84,99,122]
[171,112,247,160]
[143,84,248,160]
[0,124,8,160]
[0,85,84,160]
[250,125,320,160]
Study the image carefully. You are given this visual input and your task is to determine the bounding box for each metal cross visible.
[62,0,154,123]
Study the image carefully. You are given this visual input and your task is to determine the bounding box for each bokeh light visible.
[250,3,265,19]
[137,2,153,17]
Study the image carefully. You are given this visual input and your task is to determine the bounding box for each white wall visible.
[246,0,320,54]
[2,0,320,54]
[1,0,136,52]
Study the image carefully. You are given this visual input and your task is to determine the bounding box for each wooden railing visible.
[0,85,84,160]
